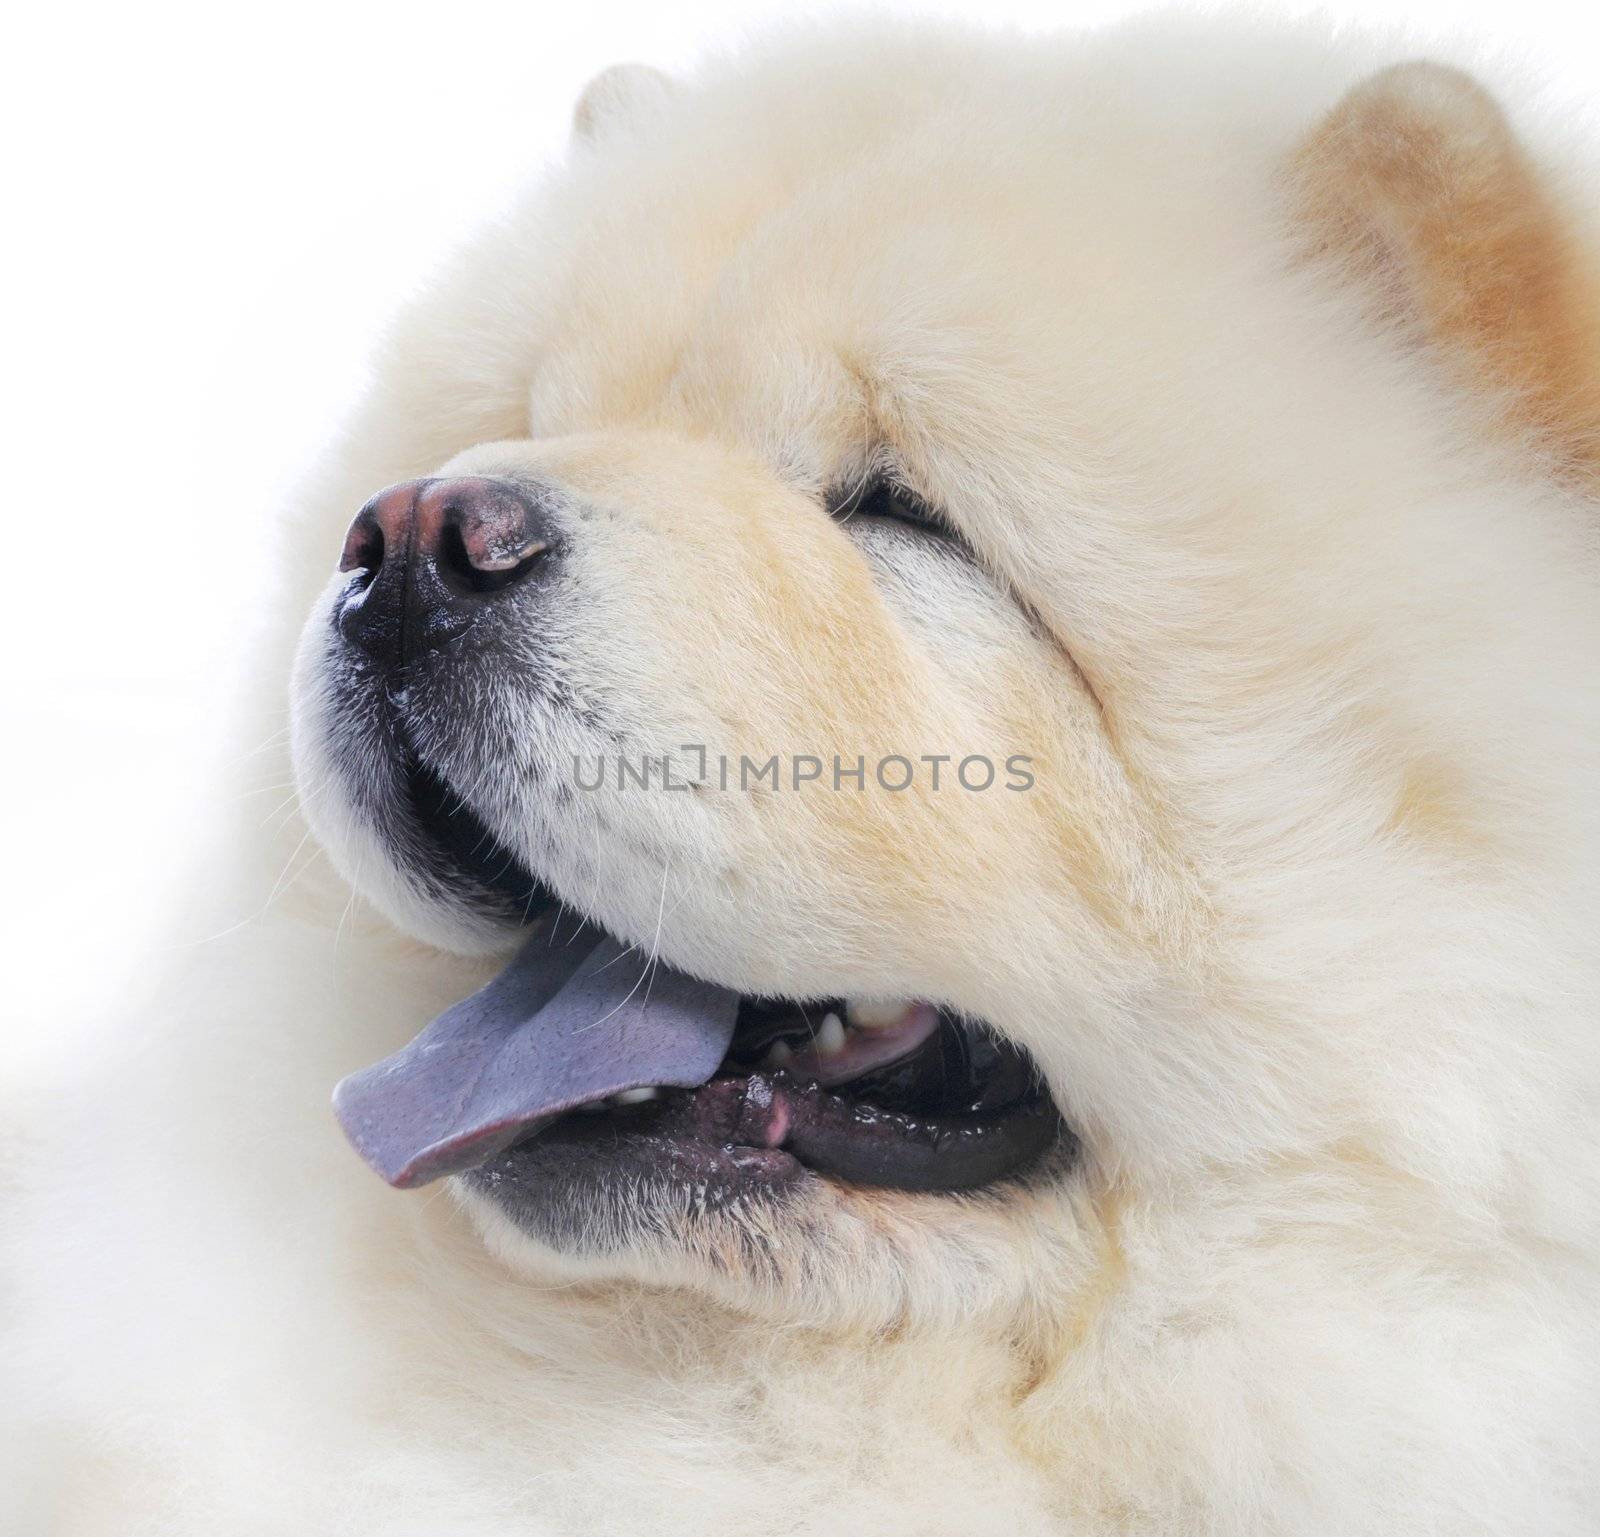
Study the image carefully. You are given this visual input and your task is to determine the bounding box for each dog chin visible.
[449,1131,1079,1328]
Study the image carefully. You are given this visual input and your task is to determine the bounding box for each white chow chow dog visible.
[8,13,1600,1535]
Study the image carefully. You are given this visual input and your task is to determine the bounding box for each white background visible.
[5,0,1598,1051]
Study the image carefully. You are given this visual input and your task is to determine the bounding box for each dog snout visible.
[334,476,559,665]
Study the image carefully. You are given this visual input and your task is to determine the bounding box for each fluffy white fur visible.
[8,13,1600,1534]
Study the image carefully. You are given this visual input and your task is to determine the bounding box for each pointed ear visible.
[572,62,679,144]
[1293,62,1600,479]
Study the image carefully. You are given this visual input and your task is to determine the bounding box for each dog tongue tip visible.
[332,922,740,1188]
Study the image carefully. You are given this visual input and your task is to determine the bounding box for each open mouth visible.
[333,750,1069,1203]
[551,994,1064,1194]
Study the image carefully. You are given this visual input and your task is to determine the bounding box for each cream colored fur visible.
[8,13,1600,1534]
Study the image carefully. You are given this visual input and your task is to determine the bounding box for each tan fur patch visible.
[1295,62,1600,480]
[1387,749,1486,854]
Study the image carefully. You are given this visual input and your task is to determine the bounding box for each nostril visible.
[339,515,385,580]
[435,517,551,597]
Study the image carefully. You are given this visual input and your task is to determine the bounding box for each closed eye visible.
[828,478,950,537]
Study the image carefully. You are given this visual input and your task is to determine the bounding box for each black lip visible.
[397,739,560,923]
[466,1070,1068,1252]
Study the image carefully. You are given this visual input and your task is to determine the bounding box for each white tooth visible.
[766,1039,794,1068]
[815,1012,847,1055]
[846,997,916,1031]
[613,1086,659,1105]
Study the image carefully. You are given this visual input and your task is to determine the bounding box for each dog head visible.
[290,26,1600,1326]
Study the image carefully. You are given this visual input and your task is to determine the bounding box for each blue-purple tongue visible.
[332,922,740,1188]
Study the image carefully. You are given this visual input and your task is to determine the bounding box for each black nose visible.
[334,477,559,665]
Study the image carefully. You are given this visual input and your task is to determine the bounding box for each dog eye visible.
[830,480,947,535]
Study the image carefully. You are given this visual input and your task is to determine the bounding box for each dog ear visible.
[1293,62,1600,480]
[572,63,679,144]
